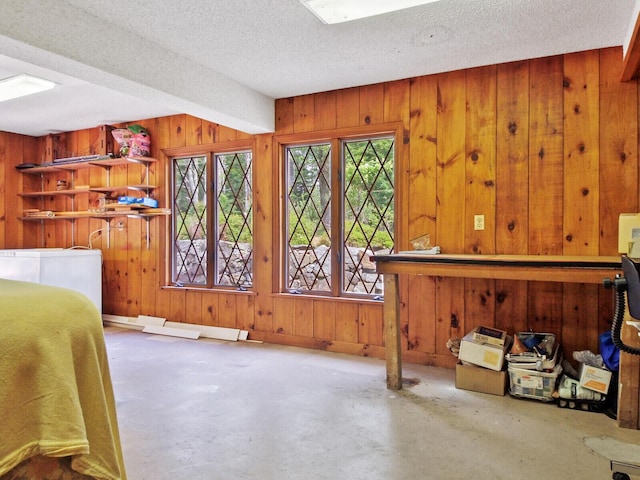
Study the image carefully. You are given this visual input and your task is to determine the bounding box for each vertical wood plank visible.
[528,282,563,334]
[496,61,529,254]
[528,55,565,339]
[529,56,564,255]
[218,124,239,142]
[406,74,439,354]
[563,50,600,256]
[563,51,600,356]
[406,275,436,353]
[293,94,315,133]
[335,301,359,343]
[236,294,254,331]
[465,66,497,334]
[132,118,156,316]
[495,281,529,335]
[273,296,295,335]
[254,295,273,332]
[562,283,599,358]
[358,302,383,346]
[293,297,314,338]
[386,79,411,249]
[314,91,337,131]
[153,116,172,320]
[465,65,496,254]
[598,47,637,334]
[253,134,274,333]
[169,114,187,148]
[170,288,186,323]
[313,300,335,341]
[275,98,294,134]
[0,133,8,247]
[383,80,410,123]
[359,83,384,126]
[600,49,639,209]
[201,292,219,327]
[408,75,438,242]
[435,71,467,340]
[185,289,203,324]
[218,295,237,328]
[464,278,496,332]
[1,134,33,248]
[123,127,145,317]
[113,142,130,313]
[185,115,203,145]
[336,87,360,128]
[435,276,465,356]
[436,70,466,252]
[202,121,217,144]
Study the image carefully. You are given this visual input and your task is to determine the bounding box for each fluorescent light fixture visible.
[301,0,440,24]
[0,74,56,102]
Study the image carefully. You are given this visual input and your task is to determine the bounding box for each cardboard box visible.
[456,362,507,396]
[578,364,613,395]
[618,213,640,253]
[458,329,511,371]
[473,325,507,346]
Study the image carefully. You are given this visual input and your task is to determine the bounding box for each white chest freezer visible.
[0,248,102,313]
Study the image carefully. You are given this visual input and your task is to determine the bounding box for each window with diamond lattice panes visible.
[215,152,253,287]
[171,150,253,288]
[173,156,208,285]
[284,135,394,297]
[286,144,332,292]
[342,137,394,295]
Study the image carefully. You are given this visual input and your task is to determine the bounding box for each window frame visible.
[164,140,255,290]
[276,124,403,299]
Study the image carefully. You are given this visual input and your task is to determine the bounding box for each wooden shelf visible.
[17,155,157,174]
[17,154,167,249]
[19,189,90,197]
[90,185,156,194]
[21,208,170,221]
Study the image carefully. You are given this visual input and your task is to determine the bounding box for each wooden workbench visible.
[372,253,639,428]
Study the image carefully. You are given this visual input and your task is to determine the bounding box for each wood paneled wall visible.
[1,47,639,375]
[0,132,37,248]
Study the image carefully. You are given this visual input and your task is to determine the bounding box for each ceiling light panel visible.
[300,0,440,24]
[0,74,56,103]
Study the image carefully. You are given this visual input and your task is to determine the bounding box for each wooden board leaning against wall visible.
[1,48,639,424]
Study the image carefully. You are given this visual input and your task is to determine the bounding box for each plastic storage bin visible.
[507,344,562,371]
[508,363,562,402]
[506,332,559,371]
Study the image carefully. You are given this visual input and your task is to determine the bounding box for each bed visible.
[0,279,127,480]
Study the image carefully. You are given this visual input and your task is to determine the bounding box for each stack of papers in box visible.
[458,327,512,371]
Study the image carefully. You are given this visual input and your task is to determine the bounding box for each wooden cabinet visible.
[17,154,169,247]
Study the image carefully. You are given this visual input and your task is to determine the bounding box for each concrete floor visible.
[104,326,640,480]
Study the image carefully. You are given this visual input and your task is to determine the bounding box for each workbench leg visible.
[617,310,640,429]
[384,273,402,390]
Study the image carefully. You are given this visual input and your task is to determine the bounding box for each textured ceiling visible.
[0,0,637,137]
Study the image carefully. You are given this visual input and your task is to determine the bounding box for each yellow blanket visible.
[0,279,126,479]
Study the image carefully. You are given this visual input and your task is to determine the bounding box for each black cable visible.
[612,287,640,356]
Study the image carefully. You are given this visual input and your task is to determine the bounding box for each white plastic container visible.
[508,363,562,402]
[0,248,102,313]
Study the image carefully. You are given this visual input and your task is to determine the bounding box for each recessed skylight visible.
[300,0,440,24]
[0,74,56,103]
